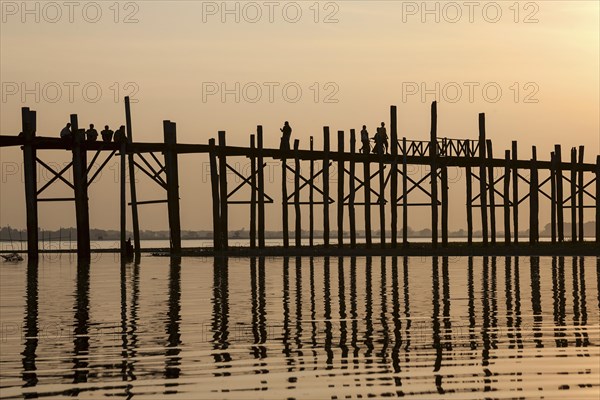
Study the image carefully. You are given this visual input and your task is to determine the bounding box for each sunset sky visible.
[1,1,598,233]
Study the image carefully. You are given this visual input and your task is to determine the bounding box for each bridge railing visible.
[398,137,478,157]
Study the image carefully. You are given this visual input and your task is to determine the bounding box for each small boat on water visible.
[1,252,24,262]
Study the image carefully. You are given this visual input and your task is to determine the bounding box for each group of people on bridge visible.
[60,123,128,144]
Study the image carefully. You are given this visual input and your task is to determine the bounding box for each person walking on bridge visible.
[360,125,370,154]
[280,121,292,152]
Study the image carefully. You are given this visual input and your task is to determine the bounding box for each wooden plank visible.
[529,146,539,244]
[555,144,564,242]
[503,150,511,245]
[390,105,398,247]
[349,130,357,248]
[364,145,372,249]
[550,152,557,243]
[578,146,585,242]
[402,137,408,246]
[441,166,448,247]
[209,139,221,250]
[257,126,265,248]
[479,114,488,245]
[430,102,438,247]
[71,114,91,259]
[571,147,577,242]
[309,137,314,247]
[466,139,473,245]
[486,140,496,244]
[337,130,344,248]
[294,139,301,247]
[512,141,518,243]
[323,127,330,247]
[124,97,140,256]
[21,108,38,259]
[165,121,182,254]
[250,135,256,248]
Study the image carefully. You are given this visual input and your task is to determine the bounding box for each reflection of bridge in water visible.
[2,98,599,258]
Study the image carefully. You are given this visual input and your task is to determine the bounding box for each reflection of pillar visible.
[22,259,39,387]
[402,257,411,356]
[575,257,589,346]
[164,257,182,382]
[441,257,452,351]
[513,257,523,350]
[282,258,291,358]
[323,257,333,365]
[431,257,444,395]
[552,257,567,347]
[338,257,348,358]
[391,257,403,389]
[379,257,389,361]
[350,257,359,359]
[467,257,476,351]
[481,257,492,391]
[530,256,543,348]
[364,257,373,359]
[73,262,90,384]
[309,258,317,348]
[294,257,303,351]
[211,257,230,368]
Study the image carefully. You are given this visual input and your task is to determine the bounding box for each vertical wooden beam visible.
[309,137,314,247]
[486,140,496,244]
[250,135,256,249]
[120,135,126,258]
[218,131,228,249]
[578,146,585,242]
[402,137,408,246]
[390,105,398,248]
[550,152,557,243]
[478,114,488,245]
[555,145,564,242]
[323,127,330,248]
[349,130,356,248]
[378,145,386,249]
[337,130,344,248]
[430,102,438,248]
[503,149,511,245]
[257,126,265,248]
[71,114,91,259]
[441,166,448,247]
[466,139,473,245]
[21,108,38,259]
[512,141,518,243]
[570,147,577,242]
[596,155,600,244]
[124,96,140,256]
[529,146,539,244]
[282,138,289,248]
[208,139,221,250]
[294,139,301,247]
[364,145,372,248]
[164,121,181,254]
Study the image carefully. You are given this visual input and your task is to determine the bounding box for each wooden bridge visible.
[1,98,599,259]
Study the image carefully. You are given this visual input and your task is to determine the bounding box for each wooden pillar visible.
[164,121,181,254]
[208,139,221,250]
[441,166,448,247]
[378,146,386,249]
[550,152,557,243]
[349,130,356,248]
[402,137,408,246]
[529,146,539,244]
[124,97,140,256]
[578,146,585,242]
[512,141,518,243]
[282,138,289,248]
[337,130,344,248]
[486,139,496,244]
[294,139,301,247]
[22,108,38,259]
[309,137,314,247]
[390,105,398,247]
[479,114,488,245]
[570,147,577,242]
[257,126,265,248]
[466,139,473,245]
[555,145,564,242]
[218,131,228,249]
[120,137,126,258]
[250,135,256,248]
[323,127,330,247]
[503,150,511,245]
[364,146,372,248]
[596,155,600,244]
[430,102,438,248]
[71,114,91,259]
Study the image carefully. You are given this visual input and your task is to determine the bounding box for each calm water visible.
[0,256,598,399]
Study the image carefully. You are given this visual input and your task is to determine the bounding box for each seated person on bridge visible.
[113,125,126,143]
[60,123,72,140]
[101,126,113,142]
[86,124,98,142]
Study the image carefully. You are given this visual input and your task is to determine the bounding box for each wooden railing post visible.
[390,105,398,247]
[71,114,91,259]
[208,139,221,250]
[22,108,38,259]
[124,96,140,256]
[164,121,181,254]
[430,102,438,247]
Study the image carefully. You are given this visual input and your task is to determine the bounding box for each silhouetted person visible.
[126,237,134,258]
[86,124,98,142]
[113,125,126,143]
[380,122,389,154]
[60,123,72,140]
[360,125,370,154]
[280,121,292,152]
[101,125,113,142]
[372,127,384,155]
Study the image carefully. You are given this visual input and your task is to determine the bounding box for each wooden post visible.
[479,114,488,245]
[486,140,496,244]
[466,139,473,245]
[337,130,344,248]
[390,105,398,248]
[282,138,289,248]
[503,150,511,245]
[124,97,140,256]
[529,146,539,244]
[218,131,228,249]
[570,147,577,242]
[430,102,438,248]
[208,139,221,250]
[512,141,518,243]
[71,114,91,259]
[378,145,386,249]
[441,166,448,247]
[402,137,408,246]
[550,152,557,243]
[21,108,38,259]
[250,135,256,249]
[294,139,301,247]
[364,144,372,248]
[555,145,564,242]
[120,136,126,258]
[309,137,314,247]
[257,126,265,248]
[596,155,600,244]
[578,146,585,242]
[164,121,181,254]
[349,130,356,248]
[323,127,330,247]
